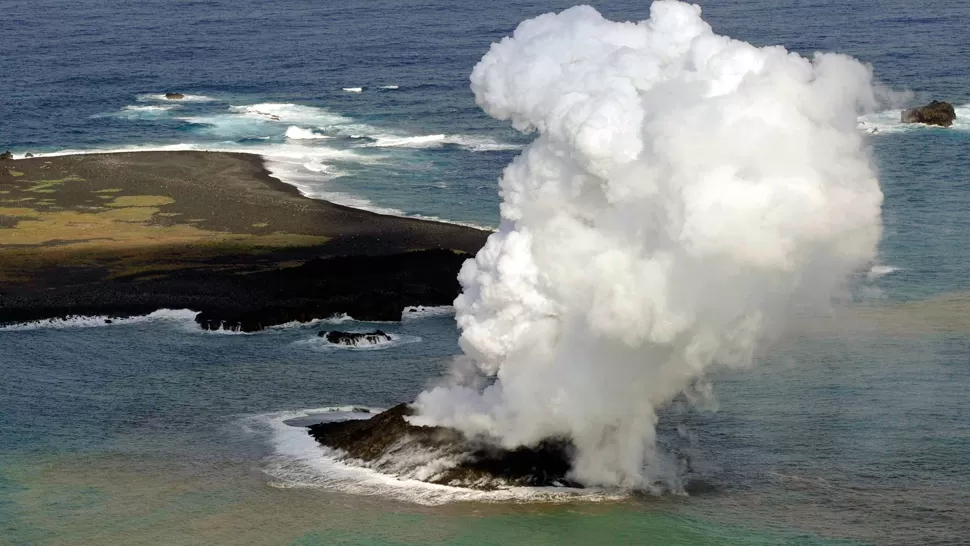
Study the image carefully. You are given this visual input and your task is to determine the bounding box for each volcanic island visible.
[0,150,585,488]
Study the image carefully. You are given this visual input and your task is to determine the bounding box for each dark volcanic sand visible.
[0,152,489,329]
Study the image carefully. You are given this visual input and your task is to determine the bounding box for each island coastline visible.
[0,151,489,331]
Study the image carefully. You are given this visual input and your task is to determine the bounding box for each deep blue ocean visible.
[2,1,969,544]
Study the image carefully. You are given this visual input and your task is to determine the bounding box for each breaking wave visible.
[0,309,199,331]
[402,305,456,320]
[363,133,522,152]
[297,332,422,351]
[227,103,352,126]
[284,126,330,140]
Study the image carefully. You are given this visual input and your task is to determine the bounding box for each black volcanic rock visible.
[0,151,12,160]
[164,92,185,100]
[320,329,391,345]
[307,403,581,489]
[901,100,956,127]
[192,249,470,332]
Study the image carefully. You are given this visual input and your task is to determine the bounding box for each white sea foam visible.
[857,103,970,134]
[24,143,204,159]
[95,104,181,121]
[0,309,199,331]
[362,133,522,152]
[229,103,352,126]
[867,264,899,279]
[250,408,625,505]
[402,305,456,320]
[284,126,330,140]
[124,104,177,112]
[267,314,359,330]
[379,85,400,90]
[342,87,364,93]
[137,93,214,102]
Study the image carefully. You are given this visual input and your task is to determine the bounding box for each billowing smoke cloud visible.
[409,1,883,488]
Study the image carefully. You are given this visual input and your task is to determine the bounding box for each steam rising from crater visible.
[410,1,883,487]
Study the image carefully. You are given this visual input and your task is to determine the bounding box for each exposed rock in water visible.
[307,403,581,489]
[320,329,391,346]
[901,100,956,127]
[164,92,186,100]
[0,151,12,160]
[24,153,34,158]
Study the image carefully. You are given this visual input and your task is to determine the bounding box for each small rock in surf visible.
[320,329,391,345]
[164,92,186,100]
[900,100,956,127]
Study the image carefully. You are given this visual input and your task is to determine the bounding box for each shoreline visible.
[0,151,489,330]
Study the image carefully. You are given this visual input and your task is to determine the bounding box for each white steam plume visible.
[409,1,883,488]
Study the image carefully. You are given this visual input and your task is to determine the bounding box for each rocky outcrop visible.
[320,329,391,345]
[901,100,956,127]
[307,403,580,489]
[164,92,185,100]
[24,153,33,158]
[0,150,12,160]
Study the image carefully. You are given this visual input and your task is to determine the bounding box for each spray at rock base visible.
[409,0,883,488]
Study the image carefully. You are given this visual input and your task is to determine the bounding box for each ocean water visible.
[2,0,969,544]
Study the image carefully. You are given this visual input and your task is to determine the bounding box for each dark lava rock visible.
[24,153,33,158]
[320,329,391,345]
[164,92,186,100]
[901,100,956,127]
[192,249,470,332]
[0,151,12,160]
[307,403,581,489]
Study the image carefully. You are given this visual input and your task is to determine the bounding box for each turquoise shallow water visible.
[2,0,970,544]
